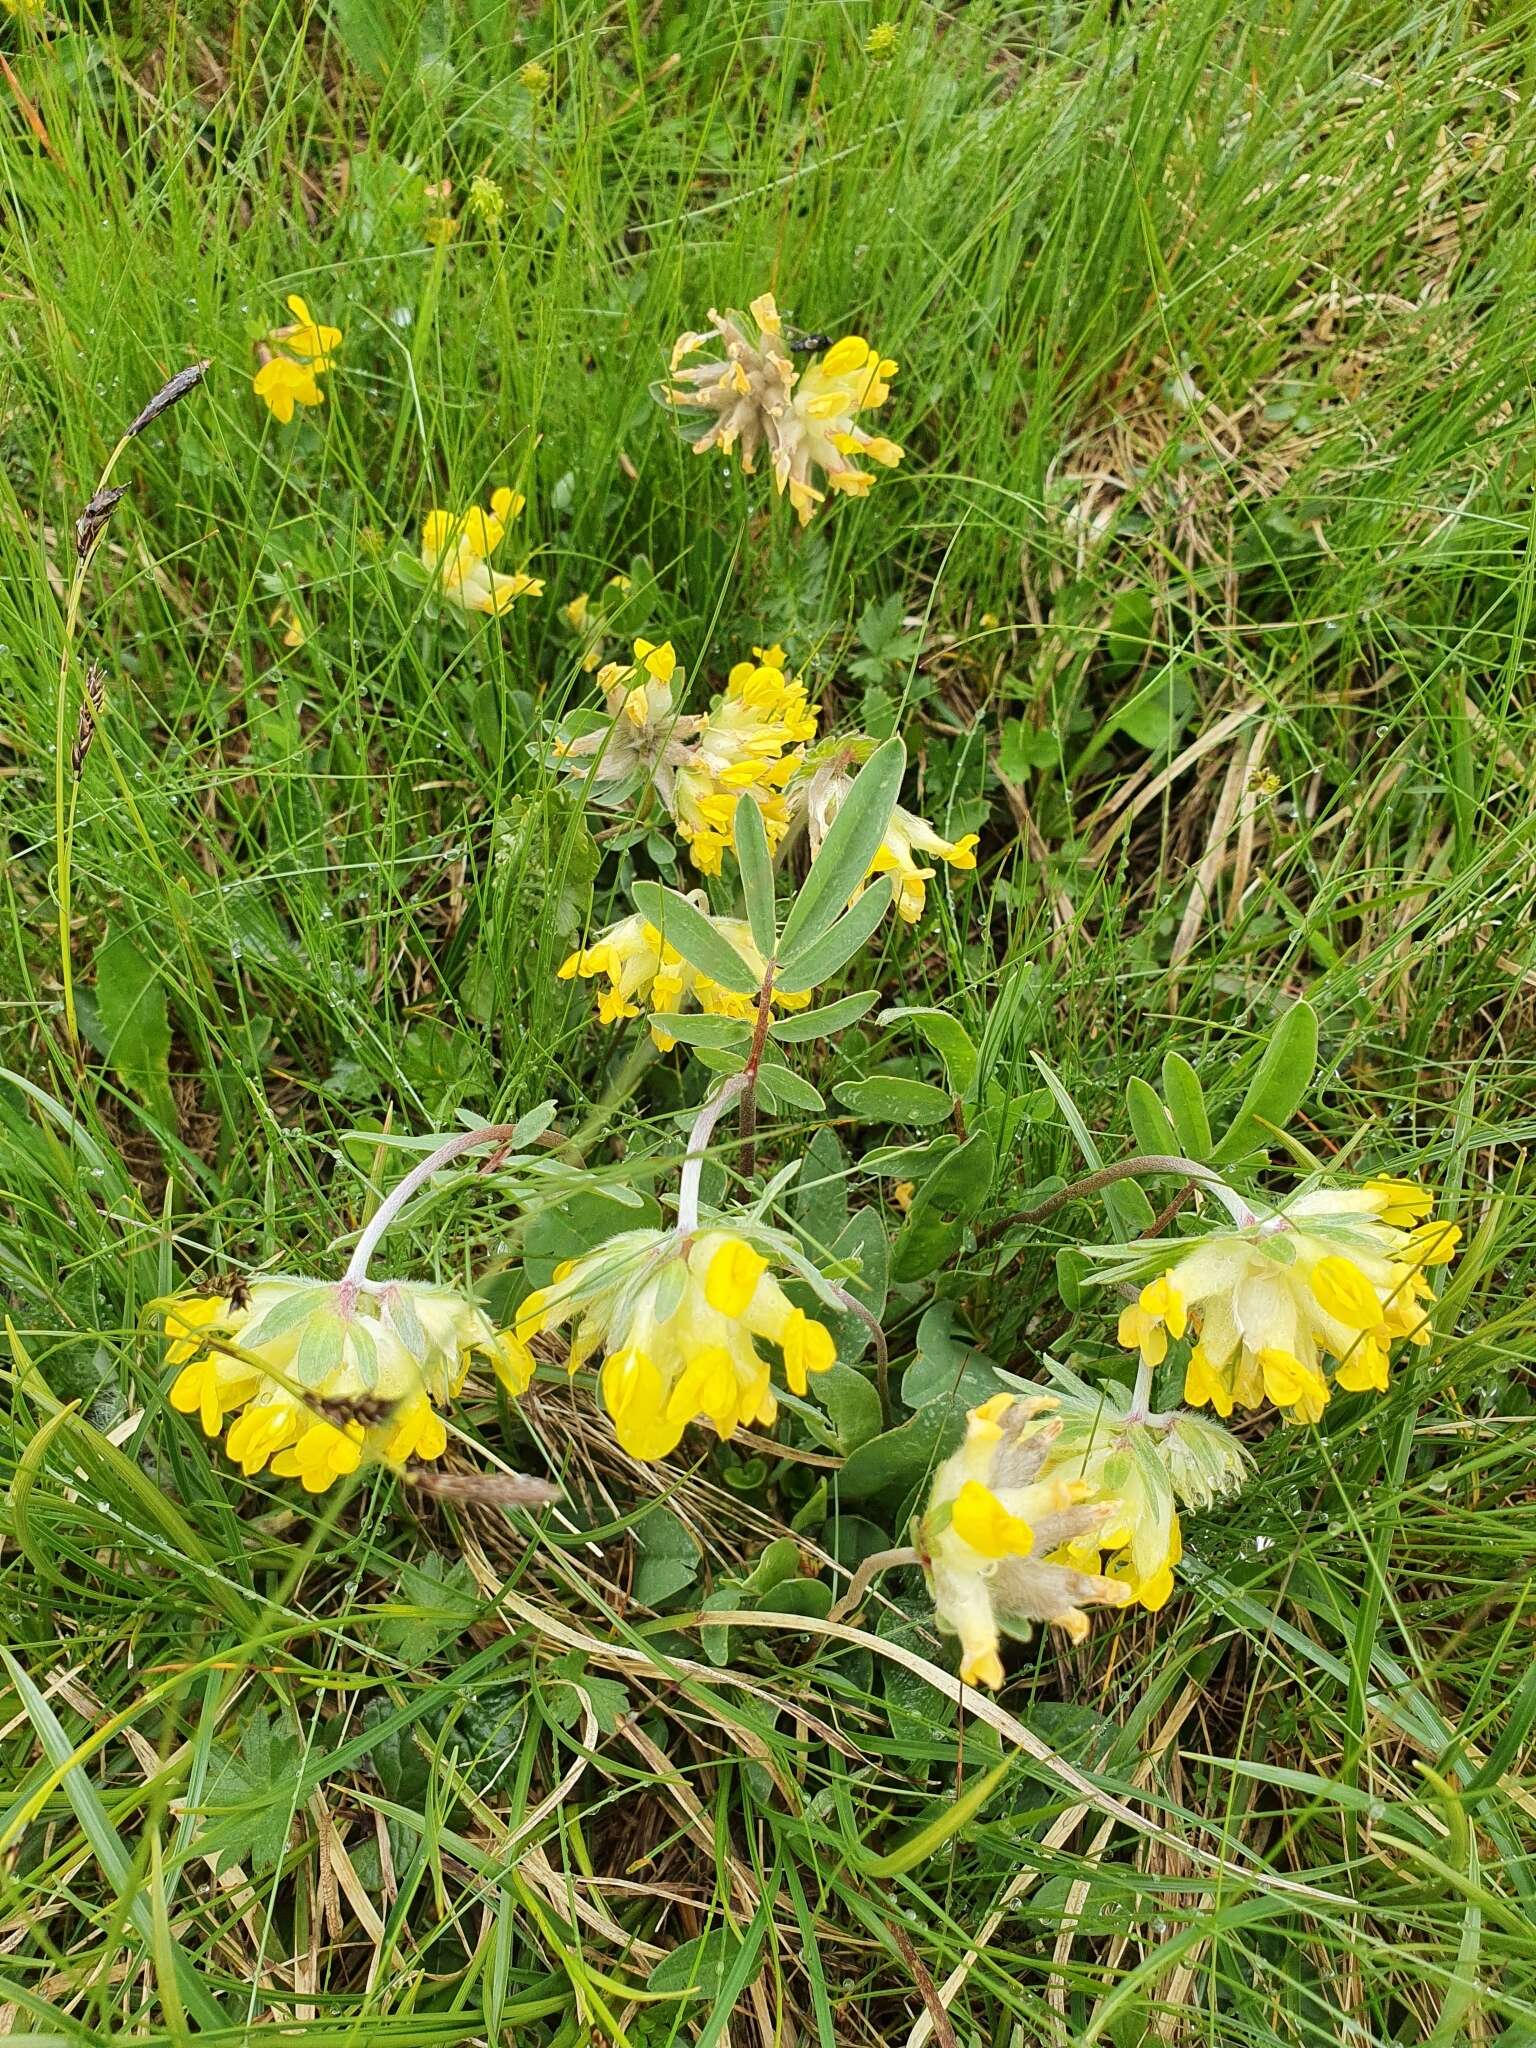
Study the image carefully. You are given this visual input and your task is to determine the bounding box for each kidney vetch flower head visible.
[788,742,978,922]
[919,1393,1132,1688]
[157,1276,534,1493]
[1109,1176,1459,1424]
[558,901,811,1050]
[516,1219,838,1461]
[421,487,544,616]
[1027,1376,1252,1613]
[657,292,903,524]
[671,645,820,873]
[553,638,703,800]
[252,295,342,423]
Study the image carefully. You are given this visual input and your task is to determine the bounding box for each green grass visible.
[3,0,1536,2040]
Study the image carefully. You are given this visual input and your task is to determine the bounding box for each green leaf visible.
[1211,1000,1318,1165]
[522,1187,662,1289]
[380,1555,481,1662]
[1126,1076,1179,1157]
[545,1664,630,1735]
[833,1075,953,1127]
[294,1311,345,1388]
[793,1129,849,1252]
[838,1401,958,1505]
[90,927,175,1127]
[753,1062,825,1115]
[196,1711,303,1875]
[1032,1054,1155,1234]
[1161,1052,1212,1159]
[825,1208,889,1345]
[630,881,760,995]
[889,1134,995,1283]
[778,737,905,960]
[648,1012,753,1051]
[878,1006,980,1097]
[768,990,880,1043]
[733,793,778,957]
[899,1302,1004,1412]
[812,1363,884,1453]
[633,1505,701,1606]
[776,876,893,994]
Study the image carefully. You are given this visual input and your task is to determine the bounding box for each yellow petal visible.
[951,1479,1034,1560]
[704,1237,767,1318]
[1310,1256,1381,1330]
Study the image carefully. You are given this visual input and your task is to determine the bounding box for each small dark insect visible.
[401,1466,562,1509]
[199,1272,252,1311]
[788,332,833,354]
[310,1394,398,1431]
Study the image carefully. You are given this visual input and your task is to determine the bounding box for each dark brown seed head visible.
[125,358,212,440]
[69,663,108,778]
[74,487,129,560]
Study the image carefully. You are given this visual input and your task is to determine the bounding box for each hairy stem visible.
[344,1124,521,1285]
[675,1074,749,1236]
[978,1153,1254,1247]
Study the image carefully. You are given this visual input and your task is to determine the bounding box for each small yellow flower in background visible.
[656,291,903,524]
[253,295,342,423]
[515,1225,836,1461]
[1107,1178,1459,1424]
[253,356,326,425]
[554,635,702,800]
[421,487,544,616]
[892,1180,915,1213]
[271,603,307,649]
[789,749,978,921]
[425,213,459,246]
[520,59,550,92]
[468,174,506,226]
[865,20,899,55]
[157,1277,533,1494]
[558,573,632,672]
[919,1394,1131,1688]
[558,903,810,1049]
[357,523,386,559]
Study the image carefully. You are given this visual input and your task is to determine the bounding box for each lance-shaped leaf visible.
[733,793,777,957]
[649,1012,753,1051]
[777,736,905,960]
[768,990,880,1043]
[1210,1000,1318,1165]
[1161,1052,1212,1158]
[630,880,760,995]
[879,1006,979,1098]
[776,876,893,994]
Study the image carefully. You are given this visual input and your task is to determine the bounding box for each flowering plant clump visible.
[515,1224,837,1461]
[1106,1177,1459,1423]
[656,291,903,523]
[252,295,342,423]
[557,905,810,1049]
[420,487,544,615]
[157,1277,533,1492]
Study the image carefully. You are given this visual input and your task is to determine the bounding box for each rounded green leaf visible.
[768,989,880,1042]
[833,1076,953,1126]
[1161,1051,1212,1158]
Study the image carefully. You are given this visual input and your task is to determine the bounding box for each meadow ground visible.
[3,0,1536,2041]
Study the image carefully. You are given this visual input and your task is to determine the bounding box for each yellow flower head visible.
[468,174,506,226]
[919,1394,1132,1688]
[671,646,819,873]
[790,752,978,922]
[420,487,544,616]
[865,21,899,54]
[558,903,808,1049]
[268,294,342,366]
[520,59,550,92]
[157,1277,534,1494]
[252,356,326,425]
[657,292,902,523]
[558,576,631,673]
[515,1225,837,1461]
[1105,1179,1459,1424]
[554,637,705,803]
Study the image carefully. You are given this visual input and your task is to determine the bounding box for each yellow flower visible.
[425,213,459,246]
[1105,1180,1459,1423]
[271,603,307,648]
[919,1394,1131,1687]
[558,904,808,1049]
[157,1277,534,1494]
[790,752,978,921]
[269,294,342,366]
[468,174,506,226]
[554,636,704,804]
[253,356,326,424]
[865,21,899,54]
[520,59,550,91]
[657,292,903,524]
[516,1226,837,1461]
[420,487,544,615]
[671,647,819,873]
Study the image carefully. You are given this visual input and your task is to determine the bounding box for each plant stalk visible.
[343,1124,521,1286]
[978,1153,1254,1247]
